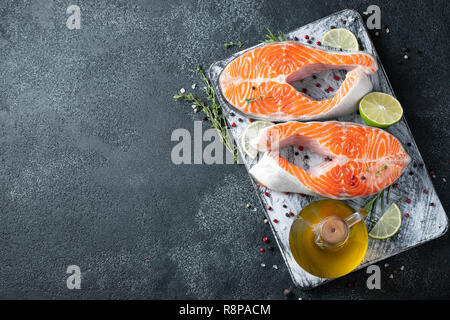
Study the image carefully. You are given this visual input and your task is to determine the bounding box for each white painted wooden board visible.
[208,9,448,289]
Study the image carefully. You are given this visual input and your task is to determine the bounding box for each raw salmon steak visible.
[219,41,378,121]
[249,121,411,199]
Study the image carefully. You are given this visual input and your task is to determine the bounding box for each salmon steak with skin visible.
[219,41,378,121]
[249,121,411,199]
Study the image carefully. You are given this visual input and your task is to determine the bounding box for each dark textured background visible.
[0,0,448,299]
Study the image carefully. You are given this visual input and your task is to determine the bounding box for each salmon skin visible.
[249,121,411,199]
[219,41,378,121]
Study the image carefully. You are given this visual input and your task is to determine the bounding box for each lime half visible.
[241,121,274,159]
[321,28,359,51]
[368,203,402,240]
[359,92,403,128]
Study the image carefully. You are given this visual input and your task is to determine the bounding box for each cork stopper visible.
[319,216,348,245]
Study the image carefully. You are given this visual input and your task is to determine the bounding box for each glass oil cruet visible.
[289,199,368,279]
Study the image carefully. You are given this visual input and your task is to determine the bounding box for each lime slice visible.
[368,203,402,239]
[359,92,403,128]
[321,28,359,51]
[241,121,274,159]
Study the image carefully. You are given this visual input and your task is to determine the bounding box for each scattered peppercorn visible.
[202,116,207,121]
[409,171,414,175]
[300,194,306,197]
[264,191,269,196]
[283,289,293,297]
[315,83,321,87]
[312,75,317,79]
[285,212,291,218]
[405,213,410,218]
[393,183,399,188]
[294,152,299,156]
[251,86,256,90]
[263,237,269,243]
[294,37,298,41]
[361,176,366,180]
[283,204,287,208]
[304,155,309,160]
[299,146,304,151]
[267,206,272,210]
[328,86,333,91]
[304,35,309,39]
[330,25,336,29]
[230,112,235,116]
[273,219,279,223]
[333,75,339,80]
[423,189,429,194]
[307,40,312,44]
[238,118,243,122]
[413,163,417,168]
[231,122,236,127]
[316,41,321,46]
[249,118,254,122]
[406,198,411,204]
[260,248,265,252]
[302,88,307,93]
[430,202,435,206]
[289,212,295,217]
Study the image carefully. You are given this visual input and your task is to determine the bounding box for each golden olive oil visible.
[289,199,368,279]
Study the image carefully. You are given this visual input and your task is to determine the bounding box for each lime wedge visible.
[368,203,402,239]
[359,92,403,128]
[241,121,274,159]
[321,28,359,51]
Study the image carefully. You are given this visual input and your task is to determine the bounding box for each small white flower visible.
[389,274,393,279]
[384,263,389,267]
[386,28,390,33]
[180,88,185,93]
[261,263,266,267]
[400,266,405,270]
[273,265,278,270]
[348,16,355,23]
[191,105,196,109]
[191,83,197,89]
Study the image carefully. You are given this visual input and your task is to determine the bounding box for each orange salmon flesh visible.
[249,121,411,199]
[219,41,378,121]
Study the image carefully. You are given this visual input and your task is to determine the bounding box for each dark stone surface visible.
[0,0,448,299]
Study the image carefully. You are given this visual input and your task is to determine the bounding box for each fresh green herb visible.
[364,184,393,222]
[261,27,288,43]
[224,41,243,48]
[245,95,273,104]
[386,185,392,203]
[174,65,238,161]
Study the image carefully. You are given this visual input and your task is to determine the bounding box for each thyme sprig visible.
[173,65,238,162]
[261,27,288,43]
[224,41,243,48]
[364,185,393,221]
[245,95,273,104]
